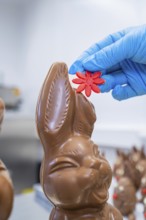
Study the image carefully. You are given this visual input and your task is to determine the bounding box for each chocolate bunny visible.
[113,150,128,181]
[113,151,141,190]
[113,177,136,220]
[0,99,13,220]
[36,62,123,220]
[129,146,145,165]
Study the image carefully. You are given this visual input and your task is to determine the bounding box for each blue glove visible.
[69,25,146,101]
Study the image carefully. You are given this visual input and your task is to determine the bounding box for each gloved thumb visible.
[82,36,130,72]
[112,85,137,101]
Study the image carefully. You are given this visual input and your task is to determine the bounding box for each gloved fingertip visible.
[112,85,124,101]
[99,75,115,93]
[69,61,84,74]
[112,85,126,101]
[112,85,137,101]
[69,64,78,74]
[98,83,111,93]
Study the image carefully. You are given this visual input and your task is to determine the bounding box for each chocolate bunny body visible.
[36,62,123,220]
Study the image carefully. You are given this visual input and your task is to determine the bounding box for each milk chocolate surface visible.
[36,62,123,220]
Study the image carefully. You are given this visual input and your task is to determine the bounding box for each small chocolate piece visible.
[36,62,123,220]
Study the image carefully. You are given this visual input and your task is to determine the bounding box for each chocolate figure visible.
[113,151,141,190]
[136,158,146,181]
[113,177,136,220]
[0,98,13,220]
[36,62,123,220]
[129,146,145,165]
[113,150,128,181]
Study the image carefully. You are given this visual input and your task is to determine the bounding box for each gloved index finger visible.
[84,30,126,56]
[82,33,133,72]
[69,30,126,74]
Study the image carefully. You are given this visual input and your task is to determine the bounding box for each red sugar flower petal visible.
[72,78,84,84]
[93,78,105,84]
[85,84,91,97]
[144,212,146,218]
[76,83,86,93]
[91,84,100,93]
[76,72,86,79]
[91,71,101,79]
[86,71,91,76]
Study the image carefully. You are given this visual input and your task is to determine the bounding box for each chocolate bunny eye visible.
[49,157,79,174]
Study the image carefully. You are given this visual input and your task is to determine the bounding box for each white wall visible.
[0,0,39,116]
[1,0,146,147]
[0,2,20,85]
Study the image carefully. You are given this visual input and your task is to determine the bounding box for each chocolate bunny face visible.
[43,136,112,209]
[36,63,112,211]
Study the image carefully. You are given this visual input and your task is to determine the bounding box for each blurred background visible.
[0,0,146,218]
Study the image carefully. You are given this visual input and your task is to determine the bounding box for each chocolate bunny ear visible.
[73,92,96,137]
[36,62,75,149]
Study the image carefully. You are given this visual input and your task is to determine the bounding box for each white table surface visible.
[9,193,50,220]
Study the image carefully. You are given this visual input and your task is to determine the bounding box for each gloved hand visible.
[69,25,146,101]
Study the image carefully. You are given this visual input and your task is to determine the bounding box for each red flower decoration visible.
[113,193,118,200]
[72,71,105,97]
[141,188,146,195]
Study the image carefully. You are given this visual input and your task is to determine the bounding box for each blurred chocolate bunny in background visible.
[113,146,146,220]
